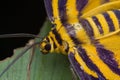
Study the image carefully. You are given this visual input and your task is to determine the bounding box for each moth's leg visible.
[27,40,35,80]
[70,65,78,80]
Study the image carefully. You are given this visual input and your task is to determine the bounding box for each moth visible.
[0,0,120,80]
[41,0,120,79]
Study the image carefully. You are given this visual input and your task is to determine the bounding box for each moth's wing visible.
[68,52,99,80]
[81,0,120,16]
[44,0,54,22]
[97,32,120,74]
[44,0,88,24]
[95,33,120,79]
[68,33,120,80]
[68,45,110,80]
[81,0,120,18]
[44,0,120,25]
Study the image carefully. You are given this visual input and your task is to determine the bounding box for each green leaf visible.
[0,20,72,80]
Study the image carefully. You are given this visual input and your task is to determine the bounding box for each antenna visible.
[0,33,39,38]
[0,40,40,77]
[0,33,42,77]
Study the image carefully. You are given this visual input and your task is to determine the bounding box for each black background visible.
[0,0,46,60]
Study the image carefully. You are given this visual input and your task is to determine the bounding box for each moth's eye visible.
[52,24,56,28]
[40,41,51,54]
[44,43,51,51]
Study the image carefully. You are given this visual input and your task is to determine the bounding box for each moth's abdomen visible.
[81,9,120,39]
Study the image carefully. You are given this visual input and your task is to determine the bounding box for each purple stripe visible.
[103,12,115,32]
[81,19,94,37]
[97,47,120,75]
[68,52,98,80]
[92,16,103,34]
[77,47,106,80]
[113,10,120,28]
[49,37,57,49]
[76,0,88,12]
[105,0,110,2]
[44,0,54,22]
[58,0,67,23]
[52,28,62,45]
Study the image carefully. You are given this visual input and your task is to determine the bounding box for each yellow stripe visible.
[82,44,120,80]
[52,0,62,30]
[52,0,59,21]
[49,32,60,52]
[66,0,79,24]
[74,50,98,78]
[96,14,109,35]
[86,17,101,38]
[107,11,119,30]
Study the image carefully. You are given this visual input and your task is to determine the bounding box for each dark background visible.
[0,0,46,60]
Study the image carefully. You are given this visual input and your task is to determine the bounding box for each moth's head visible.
[40,26,59,54]
[40,37,52,54]
[40,26,69,54]
[40,36,69,55]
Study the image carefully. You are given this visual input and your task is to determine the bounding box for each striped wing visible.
[68,32,120,79]
[68,52,99,80]
[44,0,87,23]
[44,0,113,25]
